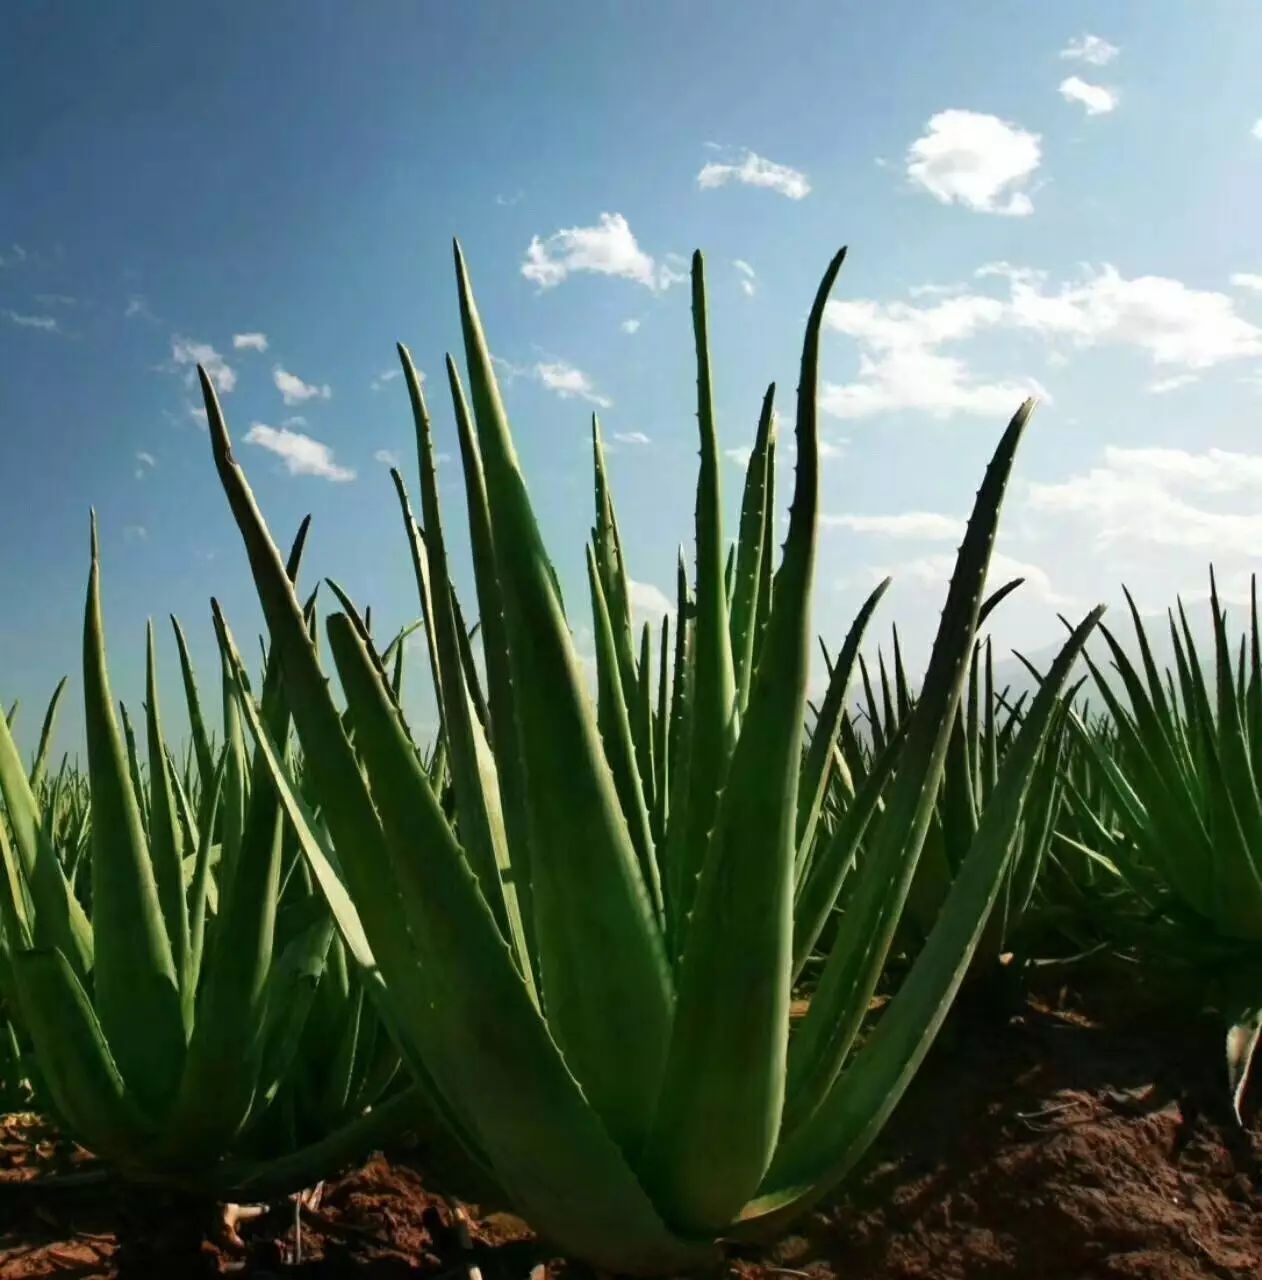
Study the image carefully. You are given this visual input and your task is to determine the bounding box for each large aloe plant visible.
[1064,575,1262,1118]
[0,526,412,1195]
[203,241,1102,1271]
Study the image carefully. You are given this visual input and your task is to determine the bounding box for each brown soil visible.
[0,963,1258,1279]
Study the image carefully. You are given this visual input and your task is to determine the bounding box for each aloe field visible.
[6,6,1262,1277]
[0,237,1256,1278]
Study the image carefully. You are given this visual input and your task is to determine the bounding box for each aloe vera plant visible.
[840,615,1084,981]
[202,241,1102,1271]
[0,525,412,1195]
[1063,575,1262,1118]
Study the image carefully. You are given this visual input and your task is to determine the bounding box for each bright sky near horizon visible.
[3,2,1262,755]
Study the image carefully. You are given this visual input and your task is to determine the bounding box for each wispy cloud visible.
[3,309,60,332]
[1060,33,1119,66]
[371,368,405,391]
[535,359,612,407]
[697,147,811,200]
[273,365,331,405]
[905,110,1040,216]
[1253,119,1262,142]
[373,448,400,467]
[620,318,641,335]
[1059,76,1118,115]
[612,430,651,446]
[0,244,28,269]
[822,263,1262,422]
[172,337,236,392]
[125,295,158,322]
[823,511,964,539]
[734,259,757,297]
[36,292,78,307]
[233,331,268,352]
[134,450,157,479]
[1027,445,1262,556]
[244,423,354,481]
[522,213,685,292]
[822,292,1042,420]
[1148,373,1199,395]
[1231,273,1262,292]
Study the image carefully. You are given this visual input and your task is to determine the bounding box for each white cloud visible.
[1060,34,1119,66]
[822,293,1044,420]
[1000,265,1262,367]
[1232,273,1262,292]
[905,110,1040,216]
[233,331,268,352]
[620,318,641,335]
[822,511,964,539]
[725,445,753,468]
[136,450,156,468]
[172,337,236,392]
[822,265,1262,422]
[1026,445,1262,556]
[245,423,355,482]
[3,309,59,332]
[628,579,674,621]
[734,259,757,297]
[273,365,331,405]
[1059,76,1118,115]
[534,360,612,407]
[1148,373,1199,394]
[696,148,811,200]
[187,403,209,427]
[866,551,1071,608]
[1251,119,1262,141]
[374,448,401,467]
[612,430,651,446]
[522,213,684,292]
[371,368,405,391]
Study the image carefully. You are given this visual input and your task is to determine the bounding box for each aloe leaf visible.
[757,604,1104,1226]
[453,241,673,1156]
[0,686,93,976]
[796,577,890,864]
[446,355,537,971]
[676,252,739,923]
[326,611,702,1272]
[171,615,215,787]
[643,247,847,1235]
[12,948,155,1158]
[29,676,67,792]
[144,621,192,1014]
[730,386,777,714]
[398,344,532,989]
[784,400,1036,1133]
[588,546,664,925]
[83,514,185,1117]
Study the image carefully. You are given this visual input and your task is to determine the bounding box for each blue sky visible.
[3,2,1262,755]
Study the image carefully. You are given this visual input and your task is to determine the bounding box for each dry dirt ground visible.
[0,964,1258,1279]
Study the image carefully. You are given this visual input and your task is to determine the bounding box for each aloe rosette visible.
[0,524,413,1194]
[201,242,1103,1271]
